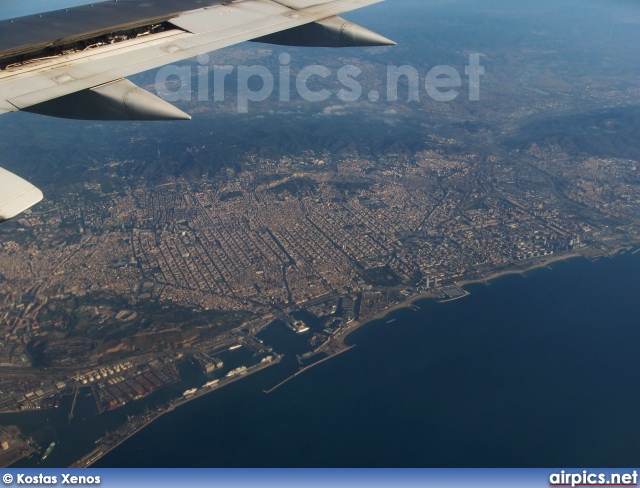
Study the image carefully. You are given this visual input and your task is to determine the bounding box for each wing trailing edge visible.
[0,0,393,222]
[0,0,390,120]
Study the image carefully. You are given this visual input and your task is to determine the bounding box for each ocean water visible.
[89,252,640,467]
[5,252,640,467]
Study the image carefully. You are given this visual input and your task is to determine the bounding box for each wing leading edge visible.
[0,0,392,116]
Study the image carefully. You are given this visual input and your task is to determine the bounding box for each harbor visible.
[69,354,281,468]
[264,345,355,395]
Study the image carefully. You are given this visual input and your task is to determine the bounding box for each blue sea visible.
[5,251,640,467]
[96,252,640,467]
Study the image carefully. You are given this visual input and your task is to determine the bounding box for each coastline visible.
[67,247,634,467]
[77,246,640,467]
[263,345,356,394]
[69,355,281,468]
[333,251,584,346]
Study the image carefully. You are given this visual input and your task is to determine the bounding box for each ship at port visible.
[286,320,310,333]
[203,379,219,388]
[182,388,197,397]
[225,366,247,378]
[41,442,55,462]
[228,344,242,351]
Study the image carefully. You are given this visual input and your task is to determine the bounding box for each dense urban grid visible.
[1,123,639,466]
[2,144,639,364]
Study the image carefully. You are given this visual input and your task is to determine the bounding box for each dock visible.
[264,345,356,394]
[68,386,79,423]
[69,355,281,468]
[437,285,471,303]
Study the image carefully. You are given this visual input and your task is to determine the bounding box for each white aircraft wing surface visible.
[0,166,43,222]
[0,0,393,220]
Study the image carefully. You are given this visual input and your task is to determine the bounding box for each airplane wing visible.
[0,0,394,221]
[0,167,43,223]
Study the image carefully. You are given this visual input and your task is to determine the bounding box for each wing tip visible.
[0,168,44,222]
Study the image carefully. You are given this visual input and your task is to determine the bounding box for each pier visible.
[68,387,79,423]
[437,285,471,303]
[69,356,281,468]
[264,345,356,394]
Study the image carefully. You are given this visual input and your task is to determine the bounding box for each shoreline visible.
[263,345,355,394]
[65,247,632,467]
[333,251,584,346]
[69,356,281,468]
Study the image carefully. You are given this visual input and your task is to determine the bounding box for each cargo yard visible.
[90,361,180,412]
[0,425,38,468]
[69,354,281,468]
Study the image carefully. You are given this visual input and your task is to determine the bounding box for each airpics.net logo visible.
[153,52,485,113]
[549,470,639,487]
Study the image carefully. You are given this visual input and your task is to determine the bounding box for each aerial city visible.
[1,0,640,469]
